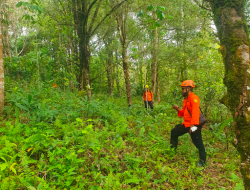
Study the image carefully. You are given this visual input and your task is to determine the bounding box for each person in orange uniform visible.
[171,80,206,167]
[142,85,154,110]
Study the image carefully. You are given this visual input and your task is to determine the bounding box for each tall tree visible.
[115,1,132,106]
[0,23,4,113]
[151,11,158,95]
[201,0,250,188]
[72,0,126,98]
[104,36,114,96]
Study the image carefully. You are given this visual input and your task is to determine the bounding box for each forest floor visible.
[0,88,243,190]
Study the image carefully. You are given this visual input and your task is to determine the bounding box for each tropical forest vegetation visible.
[0,0,250,189]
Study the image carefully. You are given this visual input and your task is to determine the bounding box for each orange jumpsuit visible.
[178,92,200,127]
[171,92,206,164]
[143,90,153,101]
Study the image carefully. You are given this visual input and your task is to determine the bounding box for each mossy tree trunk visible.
[209,0,250,188]
[0,28,4,114]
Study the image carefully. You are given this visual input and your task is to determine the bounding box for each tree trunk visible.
[36,35,40,91]
[116,2,132,106]
[156,67,160,103]
[122,43,132,106]
[82,40,92,97]
[72,0,126,97]
[152,11,158,94]
[115,51,121,97]
[138,45,143,91]
[72,0,91,97]
[1,0,11,59]
[210,1,250,188]
[0,29,4,114]
[107,46,113,96]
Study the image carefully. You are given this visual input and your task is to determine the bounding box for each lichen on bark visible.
[210,0,250,188]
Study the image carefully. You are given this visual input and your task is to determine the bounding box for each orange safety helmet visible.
[181,80,195,88]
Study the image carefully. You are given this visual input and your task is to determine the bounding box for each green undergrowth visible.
[0,87,243,189]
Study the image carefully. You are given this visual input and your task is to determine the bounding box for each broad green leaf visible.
[125,178,142,184]
[0,157,7,162]
[155,22,161,27]
[0,163,8,171]
[218,117,233,134]
[147,5,155,11]
[22,2,28,6]
[16,1,23,7]
[66,180,73,186]
[95,172,101,179]
[139,127,145,136]
[10,166,17,174]
[156,10,165,20]
[129,158,143,163]
[76,118,82,122]
[27,186,36,190]
[137,11,144,17]
[29,5,42,14]
[68,168,76,174]
[157,6,166,11]
[77,149,84,153]
[28,94,32,104]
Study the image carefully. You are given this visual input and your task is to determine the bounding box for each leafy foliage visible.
[0,0,247,188]
[0,85,242,189]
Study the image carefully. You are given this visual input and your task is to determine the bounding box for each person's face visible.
[181,87,190,97]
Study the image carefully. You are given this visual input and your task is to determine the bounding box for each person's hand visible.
[172,105,179,111]
[189,125,195,134]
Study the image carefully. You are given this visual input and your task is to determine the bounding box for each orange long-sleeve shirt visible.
[178,92,200,128]
[143,90,153,101]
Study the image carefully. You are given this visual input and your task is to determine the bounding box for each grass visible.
[0,86,243,189]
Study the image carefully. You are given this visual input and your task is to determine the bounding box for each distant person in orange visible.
[142,85,153,110]
[52,83,57,88]
[171,80,206,167]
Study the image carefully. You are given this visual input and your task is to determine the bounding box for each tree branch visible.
[88,0,102,35]
[193,0,211,11]
[90,0,127,37]
[127,27,144,46]
[90,59,121,82]
[87,0,99,19]
[116,11,124,43]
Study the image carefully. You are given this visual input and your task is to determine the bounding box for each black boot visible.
[196,159,206,167]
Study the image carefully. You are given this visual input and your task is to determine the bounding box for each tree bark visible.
[209,0,250,188]
[116,3,132,106]
[115,51,121,97]
[0,29,4,114]
[122,43,132,106]
[36,35,40,91]
[156,67,160,103]
[152,11,158,94]
[106,41,114,96]
[138,44,144,92]
[1,0,11,59]
[72,0,94,97]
